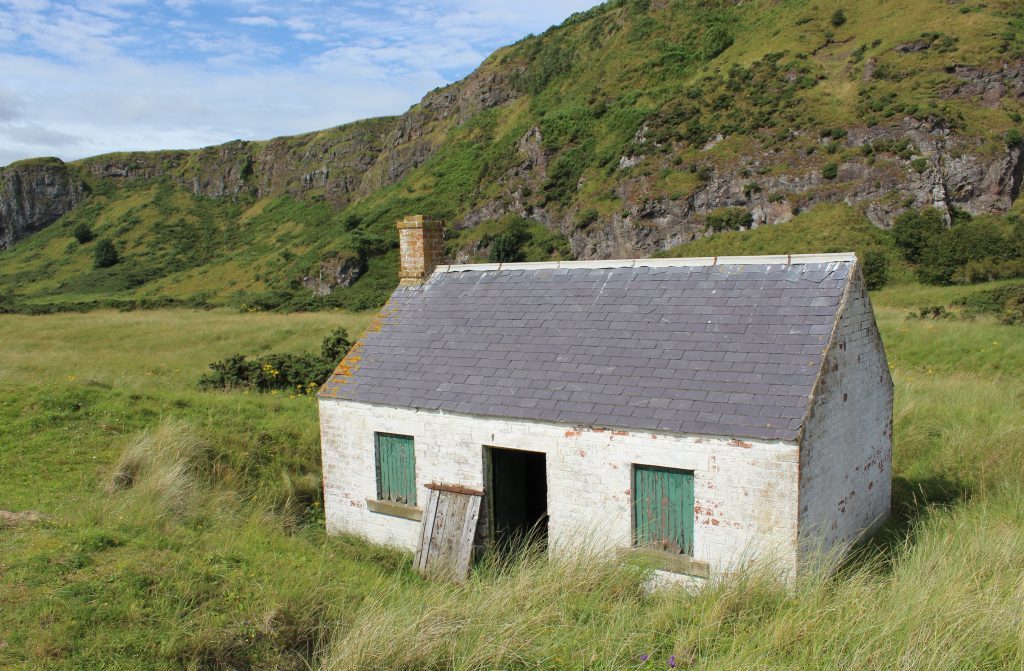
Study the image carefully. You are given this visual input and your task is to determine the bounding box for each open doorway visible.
[485,447,548,552]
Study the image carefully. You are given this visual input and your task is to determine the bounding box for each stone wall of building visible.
[798,268,893,565]
[319,399,801,577]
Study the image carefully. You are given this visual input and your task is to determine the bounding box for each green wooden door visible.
[375,433,416,505]
[633,465,694,555]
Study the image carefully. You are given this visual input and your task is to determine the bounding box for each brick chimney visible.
[397,215,444,286]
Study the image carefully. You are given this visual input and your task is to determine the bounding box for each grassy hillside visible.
[1,282,1022,669]
[2,0,1023,312]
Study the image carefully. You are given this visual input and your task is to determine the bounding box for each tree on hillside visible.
[94,239,119,268]
[861,251,889,290]
[891,208,945,264]
[72,223,94,244]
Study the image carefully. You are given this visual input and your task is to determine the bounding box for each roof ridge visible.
[437,252,856,274]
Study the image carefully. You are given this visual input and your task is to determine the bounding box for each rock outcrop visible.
[302,252,366,296]
[0,158,87,250]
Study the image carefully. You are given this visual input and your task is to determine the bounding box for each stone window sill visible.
[626,548,710,578]
[366,499,423,521]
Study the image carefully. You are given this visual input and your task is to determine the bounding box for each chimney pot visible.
[397,215,444,285]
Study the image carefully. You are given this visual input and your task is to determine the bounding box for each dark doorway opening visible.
[486,447,548,552]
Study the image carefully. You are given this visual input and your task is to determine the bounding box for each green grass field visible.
[1,283,1022,670]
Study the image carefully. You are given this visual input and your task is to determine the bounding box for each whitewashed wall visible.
[798,270,893,563]
[320,399,801,576]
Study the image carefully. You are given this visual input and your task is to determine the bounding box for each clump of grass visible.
[324,545,653,670]
[107,420,204,518]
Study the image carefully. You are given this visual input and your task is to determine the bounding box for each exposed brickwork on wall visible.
[798,268,893,565]
[397,215,444,285]
[319,400,801,577]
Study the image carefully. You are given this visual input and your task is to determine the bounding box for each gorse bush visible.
[954,282,1024,324]
[321,328,353,362]
[199,328,351,393]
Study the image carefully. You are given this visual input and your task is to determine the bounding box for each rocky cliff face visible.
[0,158,87,250]
[455,113,1024,260]
[75,117,400,207]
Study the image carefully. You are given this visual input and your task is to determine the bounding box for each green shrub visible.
[487,218,532,263]
[862,250,890,290]
[907,305,953,320]
[892,208,946,264]
[93,239,119,268]
[542,145,592,206]
[954,282,1024,324]
[697,25,733,61]
[705,207,753,233]
[911,157,929,173]
[73,222,94,244]
[918,218,1014,285]
[489,233,527,263]
[956,258,1024,284]
[575,209,599,230]
[1007,128,1023,148]
[199,329,352,393]
[831,9,847,27]
[822,163,838,180]
[321,328,353,362]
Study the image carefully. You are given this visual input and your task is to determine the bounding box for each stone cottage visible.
[318,215,893,581]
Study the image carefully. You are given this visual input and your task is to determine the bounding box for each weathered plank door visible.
[633,465,694,555]
[414,483,483,582]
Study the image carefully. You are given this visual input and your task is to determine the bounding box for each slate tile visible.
[330,260,858,441]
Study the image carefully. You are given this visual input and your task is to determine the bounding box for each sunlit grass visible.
[1,281,1022,669]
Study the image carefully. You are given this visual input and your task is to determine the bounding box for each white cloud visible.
[0,0,601,167]
[231,15,278,27]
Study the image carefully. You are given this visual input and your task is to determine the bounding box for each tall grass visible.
[1,292,1022,669]
[323,484,1024,671]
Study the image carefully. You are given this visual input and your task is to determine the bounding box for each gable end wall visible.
[798,268,893,563]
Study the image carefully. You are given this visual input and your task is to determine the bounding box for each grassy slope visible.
[1,0,1021,312]
[660,202,909,268]
[1,281,1023,669]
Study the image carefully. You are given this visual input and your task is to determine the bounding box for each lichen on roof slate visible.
[320,260,854,441]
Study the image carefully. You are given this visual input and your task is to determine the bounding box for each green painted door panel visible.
[375,433,416,505]
[633,465,694,555]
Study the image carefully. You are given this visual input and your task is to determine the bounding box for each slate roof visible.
[320,254,856,441]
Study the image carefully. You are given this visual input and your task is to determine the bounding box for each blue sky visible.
[0,0,598,166]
